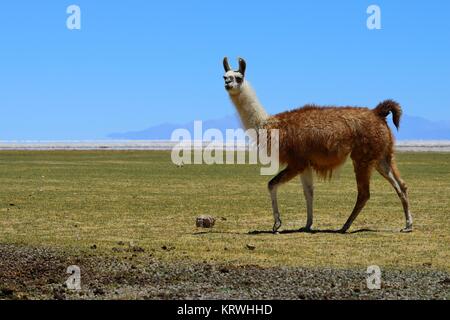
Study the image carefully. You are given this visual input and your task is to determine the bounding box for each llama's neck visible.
[229,81,269,131]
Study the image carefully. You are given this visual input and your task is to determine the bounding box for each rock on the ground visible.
[196,216,216,228]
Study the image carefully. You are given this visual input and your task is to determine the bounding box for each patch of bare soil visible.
[0,244,448,300]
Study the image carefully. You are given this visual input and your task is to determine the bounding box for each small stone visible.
[0,287,14,297]
[53,288,65,300]
[196,216,216,228]
[246,244,256,251]
[131,246,145,253]
[93,287,105,295]
[219,267,230,273]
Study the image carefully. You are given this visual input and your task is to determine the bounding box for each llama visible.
[223,57,413,233]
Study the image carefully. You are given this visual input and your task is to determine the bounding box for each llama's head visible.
[223,57,246,95]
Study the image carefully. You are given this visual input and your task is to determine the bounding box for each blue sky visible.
[1,1,449,139]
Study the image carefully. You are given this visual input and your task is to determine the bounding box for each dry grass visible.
[0,151,449,271]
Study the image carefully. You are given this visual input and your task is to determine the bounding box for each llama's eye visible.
[236,77,243,83]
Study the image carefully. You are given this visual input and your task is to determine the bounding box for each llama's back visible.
[264,104,394,178]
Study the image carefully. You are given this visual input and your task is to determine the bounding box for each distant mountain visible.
[107,114,450,140]
[392,115,450,140]
[107,114,241,140]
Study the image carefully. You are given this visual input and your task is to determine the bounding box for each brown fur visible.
[263,99,412,232]
[264,101,398,179]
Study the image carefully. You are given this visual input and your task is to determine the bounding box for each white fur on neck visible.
[229,81,269,130]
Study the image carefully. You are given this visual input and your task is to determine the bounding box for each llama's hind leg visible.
[268,166,299,233]
[339,161,373,233]
[300,167,314,231]
[376,158,413,232]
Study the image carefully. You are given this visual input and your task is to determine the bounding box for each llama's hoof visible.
[400,226,413,233]
[337,227,348,234]
[298,226,312,232]
[272,221,281,233]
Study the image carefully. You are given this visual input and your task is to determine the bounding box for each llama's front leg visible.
[339,162,372,233]
[269,186,282,233]
[300,167,314,231]
[268,167,299,233]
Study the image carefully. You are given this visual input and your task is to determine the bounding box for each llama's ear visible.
[223,57,231,72]
[238,58,246,76]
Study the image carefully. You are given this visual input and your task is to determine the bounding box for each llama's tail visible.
[373,99,402,130]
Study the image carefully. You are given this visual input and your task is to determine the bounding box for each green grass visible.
[0,151,449,271]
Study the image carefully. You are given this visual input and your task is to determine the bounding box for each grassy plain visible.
[0,151,449,271]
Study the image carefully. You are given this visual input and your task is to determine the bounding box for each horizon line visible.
[1,140,450,152]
